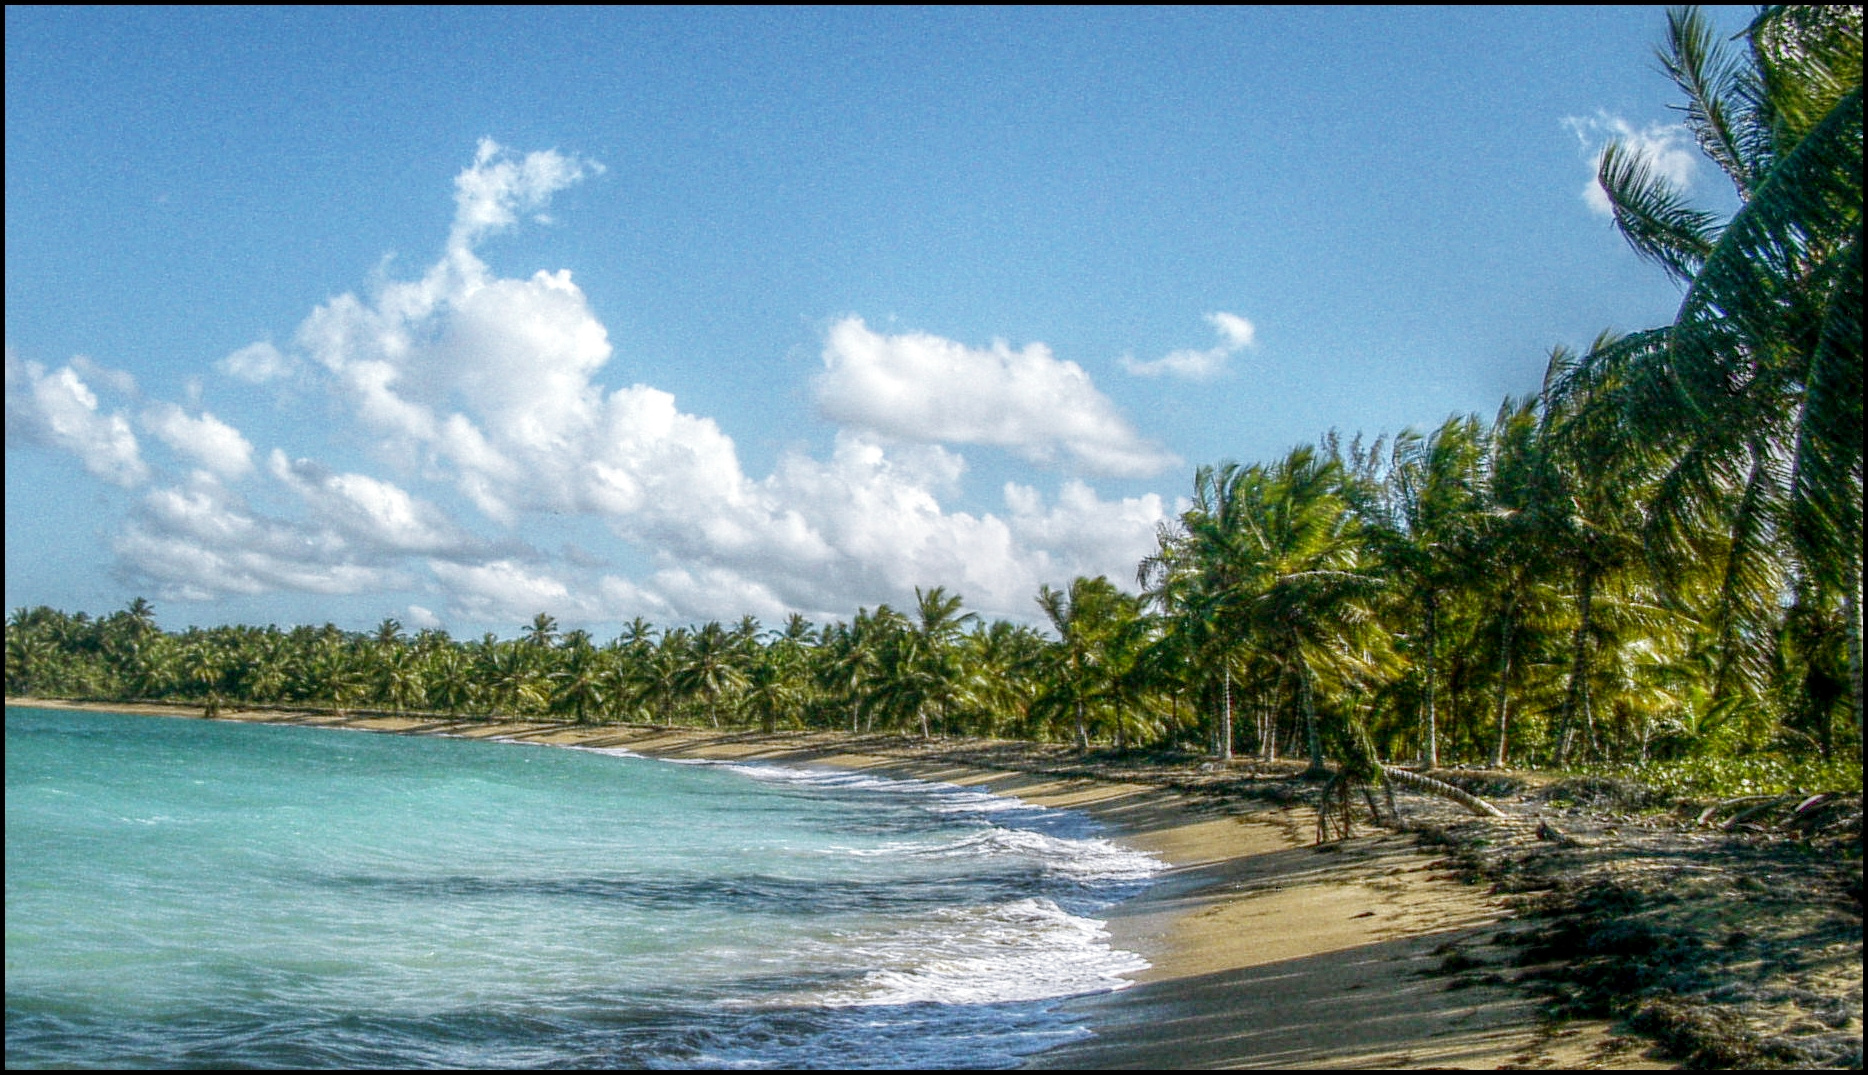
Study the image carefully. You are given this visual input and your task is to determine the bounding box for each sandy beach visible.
[8,700,1655,1068]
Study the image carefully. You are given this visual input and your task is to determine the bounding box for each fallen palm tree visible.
[1317,764,1505,842]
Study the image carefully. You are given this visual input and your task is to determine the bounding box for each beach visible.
[10,699,1672,1069]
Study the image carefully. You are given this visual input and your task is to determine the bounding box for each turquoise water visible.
[4,707,1159,1068]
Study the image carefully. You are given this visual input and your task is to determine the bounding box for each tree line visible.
[6,8,1860,791]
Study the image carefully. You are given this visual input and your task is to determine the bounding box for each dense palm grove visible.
[7,8,1861,792]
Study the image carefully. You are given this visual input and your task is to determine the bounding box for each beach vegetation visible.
[5,6,1859,805]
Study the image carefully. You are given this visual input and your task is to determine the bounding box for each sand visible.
[7,700,1661,1068]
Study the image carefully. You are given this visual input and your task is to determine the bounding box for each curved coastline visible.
[6,699,1641,1068]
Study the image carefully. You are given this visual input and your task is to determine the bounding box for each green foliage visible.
[1591,752,1864,799]
[4,7,1856,787]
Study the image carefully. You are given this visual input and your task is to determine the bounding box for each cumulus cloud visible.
[142,402,255,479]
[1004,479,1168,581]
[113,472,408,600]
[814,317,1177,477]
[268,450,483,557]
[6,349,149,486]
[428,558,575,622]
[1121,312,1256,380]
[120,140,1180,626]
[1563,112,1699,216]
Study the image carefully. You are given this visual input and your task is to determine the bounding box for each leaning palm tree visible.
[1593,4,1863,740]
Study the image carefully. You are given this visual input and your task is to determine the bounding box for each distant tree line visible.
[6,8,1860,790]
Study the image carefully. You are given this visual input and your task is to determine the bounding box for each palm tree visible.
[867,589,976,739]
[6,624,55,697]
[375,643,426,712]
[1036,576,1129,751]
[1145,449,1389,772]
[674,622,748,728]
[911,586,978,738]
[486,639,545,716]
[1355,416,1487,767]
[423,645,477,714]
[550,633,606,724]
[1472,396,1564,766]
[817,611,885,733]
[962,619,1045,738]
[743,646,804,733]
[1140,462,1258,761]
[523,612,560,650]
[1593,5,1863,741]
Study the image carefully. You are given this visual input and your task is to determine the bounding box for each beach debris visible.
[1381,765,1506,818]
[1316,764,1507,842]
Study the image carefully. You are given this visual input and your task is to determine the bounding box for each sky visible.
[5,5,1754,637]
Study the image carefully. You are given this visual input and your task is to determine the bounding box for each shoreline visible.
[6,699,1652,1068]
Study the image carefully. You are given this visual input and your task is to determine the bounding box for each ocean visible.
[3,706,1161,1068]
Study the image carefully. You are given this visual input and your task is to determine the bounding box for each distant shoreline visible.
[6,697,1639,1068]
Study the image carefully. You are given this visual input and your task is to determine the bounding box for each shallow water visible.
[4,707,1160,1068]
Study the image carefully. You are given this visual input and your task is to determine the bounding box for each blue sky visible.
[6,6,1752,636]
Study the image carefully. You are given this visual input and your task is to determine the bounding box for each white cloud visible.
[1004,479,1168,583]
[406,604,444,631]
[142,402,255,479]
[70,355,139,397]
[219,341,297,383]
[450,137,599,251]
[113,473,407,599]
[6,350,149,486]
[814,317,1177,477]
[428,558,576,623]
[1563,112,1698,216]
[1208,311,1256,350]
[269,450,482,557]
[1121,311,1255,380]
[167,141,1181,627]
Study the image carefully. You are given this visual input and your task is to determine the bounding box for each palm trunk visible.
[1218,664,1233,762]
[1263,665,1288,762]
[1554,569,1596,766]
[1422,594,1439,768]
[1490,605,1515,769]
[1301,661,1324,774]
[1844,557,1863,752]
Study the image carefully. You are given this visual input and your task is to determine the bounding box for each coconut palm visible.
[1593,4,1863,738]
[549,633,606,724]
[675,622,748,728]
[1036,576,1124,751]
[1354,416,1487,767]
[1145,448,1389,772]
[523,612,559,650]
[872,588,976,739]
[1139,461,1260,761]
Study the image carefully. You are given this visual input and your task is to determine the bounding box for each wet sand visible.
[7,700,1659,1068]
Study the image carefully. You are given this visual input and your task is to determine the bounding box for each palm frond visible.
[1598,139,1722,284]
[1660,5,1763,196]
